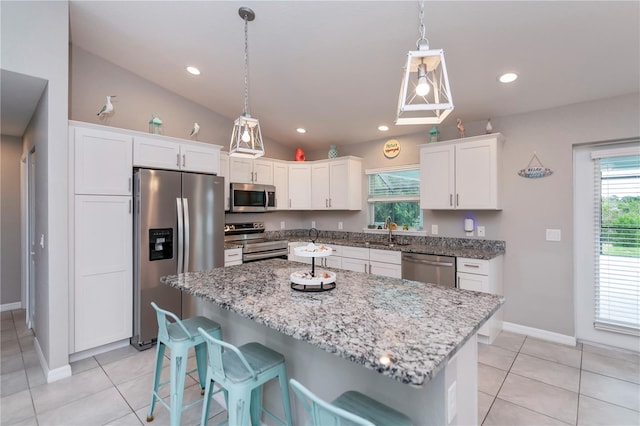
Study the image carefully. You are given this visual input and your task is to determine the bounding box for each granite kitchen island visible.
[162,258,503,425]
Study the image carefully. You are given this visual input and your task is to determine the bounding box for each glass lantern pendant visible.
[230,7,265,158]
[396,2,454,125]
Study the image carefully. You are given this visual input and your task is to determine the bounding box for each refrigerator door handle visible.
[176,197,184,274]
[183,198,190,272]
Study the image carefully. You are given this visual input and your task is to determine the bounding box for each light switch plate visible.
[477,226,486,237]
[311,221,316,228]
[546,229,561,241]
[338,222,343,230]
[431,224,438,235]
[280,221,286,230]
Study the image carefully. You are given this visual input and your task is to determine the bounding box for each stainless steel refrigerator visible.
[131,168,224,350]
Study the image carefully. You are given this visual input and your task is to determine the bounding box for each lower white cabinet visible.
[288,242,312,264]
[74,195,132,352]
[369,249,402,278]
[457,256,504,343]
[224,248,243,267]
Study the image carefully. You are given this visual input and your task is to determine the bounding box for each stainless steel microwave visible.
[230,183,276,212]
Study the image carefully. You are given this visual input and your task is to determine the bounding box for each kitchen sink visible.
[364,241,411,248]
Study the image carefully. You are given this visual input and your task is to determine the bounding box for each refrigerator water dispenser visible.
[149,228,173,261]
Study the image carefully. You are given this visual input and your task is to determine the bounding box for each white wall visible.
[69,45,294,161]
[0,135,23,305]
[1,0,70,379]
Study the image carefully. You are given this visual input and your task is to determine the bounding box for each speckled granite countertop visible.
[162,259,504,387]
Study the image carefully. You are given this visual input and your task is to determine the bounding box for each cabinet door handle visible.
[227,253,240,257]
[289,199,292,208]
[129,200,132,214]
[182,154,186,167]
[457,276,460,287]
[456,194,459,206]
[128,177,132,193]
[449,194,453,206]
[176,153,180,167]
[329,198,332,208]
[463,263,480,268]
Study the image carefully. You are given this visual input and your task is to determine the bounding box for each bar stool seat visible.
[147,302,222,426]
[290,379,413,426]
[198,327,293,426]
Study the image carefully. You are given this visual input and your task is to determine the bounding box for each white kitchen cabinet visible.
[311,157,362,210]
[219,152,230,211]
[369,249,402,278]
[133,136,220,174]
[272,160,289,210]
[340,246,370,274]
[224,248,243,267]
[420,134,504,210]
[457,256,504,343]
[74,195,132,352]
[288,163,312,210]
[229,157,273,184]
[72,126,133,196]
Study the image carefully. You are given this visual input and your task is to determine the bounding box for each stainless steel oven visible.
[230,183,276,212]
[224,222,288,262]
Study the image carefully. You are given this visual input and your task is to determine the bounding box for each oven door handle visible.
[243,249,289,262]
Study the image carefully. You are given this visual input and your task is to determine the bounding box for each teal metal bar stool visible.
[197,327,293,426]
[289,379,413,426]
[147,302,222,426]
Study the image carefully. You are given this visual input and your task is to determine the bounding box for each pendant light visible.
[396,1,454,125]
[229,7,265,158]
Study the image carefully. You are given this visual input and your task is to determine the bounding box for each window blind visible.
[592,151,640,335]
[367,168,420,201]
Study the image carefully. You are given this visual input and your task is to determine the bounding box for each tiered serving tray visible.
[290,243,336,292]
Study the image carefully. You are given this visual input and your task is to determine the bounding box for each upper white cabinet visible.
[133,136,220,174]
[420,134,504,210]
[229,157,273,185]
[288,163,312,210]
[219,152,230,211]
[73,127,133,195]
[272,160,289,210]
[311,157,362,210]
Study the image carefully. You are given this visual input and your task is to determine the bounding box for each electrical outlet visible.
[311,221,316,228]
[338,222,343,230]
[465,231,473,237]
[431,224,438,235]
[477,226,485,237]
[447,381,457,424]
[280,221,285,230]
[546,229,561,241]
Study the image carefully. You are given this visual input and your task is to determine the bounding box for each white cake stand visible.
[290,244,336,292]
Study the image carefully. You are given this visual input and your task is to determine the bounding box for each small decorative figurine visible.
[97,95,116,119]
[456,118,465,138]
[149,113,163,135]
[189,122,200,139]
[328,144,338,159]
[486,119,493,134]
[429,125,440,143]
[295,148,306,161]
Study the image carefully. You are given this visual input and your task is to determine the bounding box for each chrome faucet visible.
[385,216,393,244]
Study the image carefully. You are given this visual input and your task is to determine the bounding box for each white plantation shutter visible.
[592,147,640,335]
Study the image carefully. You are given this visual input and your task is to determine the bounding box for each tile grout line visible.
[12,310,40,426]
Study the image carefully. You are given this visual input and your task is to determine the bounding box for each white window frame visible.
[574,141,640,351]
[366,164,422,229]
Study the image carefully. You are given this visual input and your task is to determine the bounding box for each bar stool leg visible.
[277,365,293,426]
[200,369,215,426]
[228,391,251,426]
[169,348,189,426]
[194,341,208,394]
[147,342,166,421]
[249,387,262,426]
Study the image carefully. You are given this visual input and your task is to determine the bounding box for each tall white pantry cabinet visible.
[70,125,133,353]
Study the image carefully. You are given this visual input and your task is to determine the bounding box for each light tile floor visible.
[2,309,639,425]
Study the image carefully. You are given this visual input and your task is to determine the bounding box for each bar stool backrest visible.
[150,301,194,342]
[197,327,257,381]
[289,379,376,426]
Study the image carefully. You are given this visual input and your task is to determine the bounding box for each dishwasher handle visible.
[402,255,454,267]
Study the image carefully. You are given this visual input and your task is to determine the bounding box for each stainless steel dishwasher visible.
[401,252,456,287]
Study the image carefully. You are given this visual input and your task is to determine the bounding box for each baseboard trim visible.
[34,337,72,383]
[503,321,577,347]
[1,302,23,312]
[69,339,130,363]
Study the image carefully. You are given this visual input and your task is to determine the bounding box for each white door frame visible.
[21,147,36,329]
[573,141,640,351]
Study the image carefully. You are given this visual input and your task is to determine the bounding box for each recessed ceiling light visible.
[186,66,201,76]
[378,125,389,132]
[498,72,518,83]
[296,128,306,134]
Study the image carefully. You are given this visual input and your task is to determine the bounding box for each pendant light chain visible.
[417,0,429,50]
[243,14,250,116]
